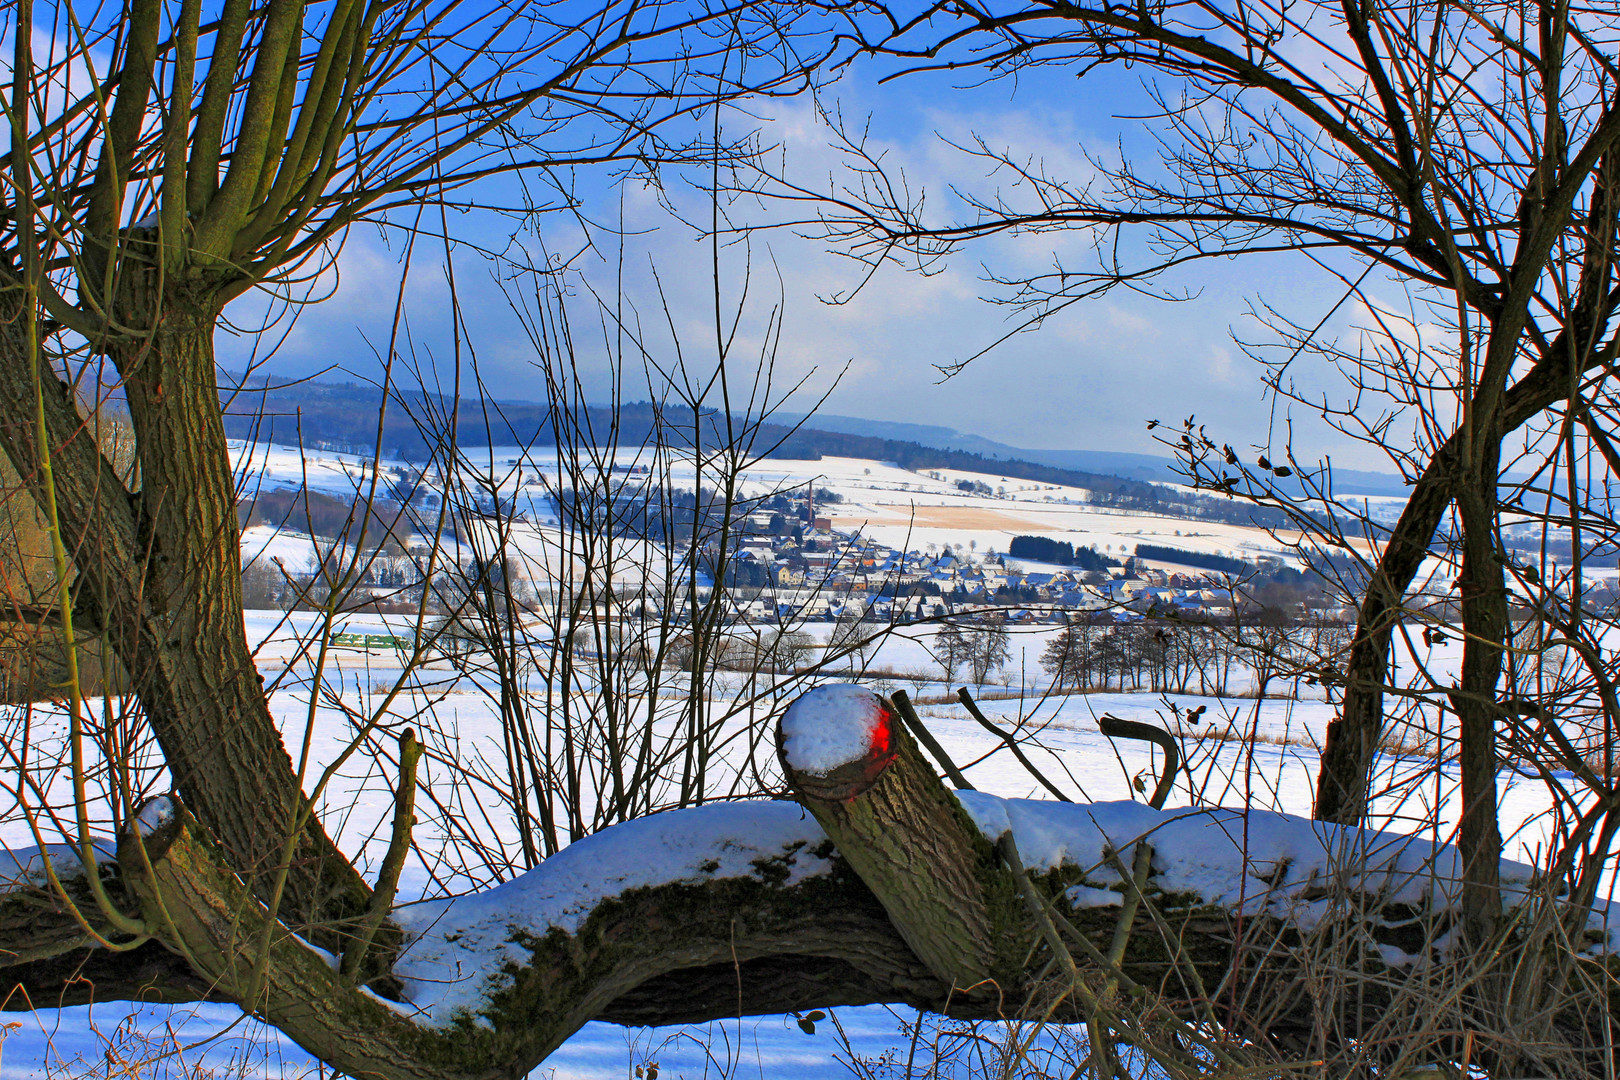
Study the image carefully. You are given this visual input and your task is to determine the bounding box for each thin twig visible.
[891,689,975,790]
[1098,714,1180,809]
[342,728,423,982]
[958,687,1071,802]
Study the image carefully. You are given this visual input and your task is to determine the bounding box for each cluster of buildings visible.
[714,524,1263,625]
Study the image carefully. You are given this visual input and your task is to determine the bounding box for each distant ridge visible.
[217,377,1323,530]
[773,411,1412,498]
[223,377,1186,491]
[218,378,1178,497]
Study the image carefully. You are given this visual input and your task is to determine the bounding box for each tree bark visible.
[1453,437,1507,940]
[1316,350,1599,824]
[109,269,373,939]
[0,276,372,949]
[1315,437,1455,823]
[101,794,952,1080]
[776,696,1015,996]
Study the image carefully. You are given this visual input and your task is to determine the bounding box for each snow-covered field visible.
[6,604,1599,1079]
[227,439,1619,618]
[4,443,1609,1077]
[229,441,1332,570]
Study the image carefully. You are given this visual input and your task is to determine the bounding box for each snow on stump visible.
[778,685,1012,995]
[778,683,898,801]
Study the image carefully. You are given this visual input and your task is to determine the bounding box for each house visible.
[1136,586,1177,608]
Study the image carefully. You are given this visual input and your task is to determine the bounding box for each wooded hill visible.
[220,379,1303,530]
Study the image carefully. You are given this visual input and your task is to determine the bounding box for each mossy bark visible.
[7,691,1619,1075]
[778,711,1016,996]
[108,795,949,1079]
[0,281,373,948]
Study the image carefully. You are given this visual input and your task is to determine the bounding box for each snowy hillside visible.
[229,440,1354,571]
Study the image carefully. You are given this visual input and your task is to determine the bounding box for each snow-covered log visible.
[0,842,219,1006]
[776,685,1620,1060]
[80,794,940,1079]
[4,684,1619,1077]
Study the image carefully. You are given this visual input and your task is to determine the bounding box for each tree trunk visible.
[110,272,372,939]
[0,277,372,948]
[107,794,950,1080]
[1316,353,1590,824]
[1316,436,1455,823]
[776,694,1015,997]
[1453,447,1507,940]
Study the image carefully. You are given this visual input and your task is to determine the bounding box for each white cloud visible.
[230,65,1407,471]
[1206,343,1237,384]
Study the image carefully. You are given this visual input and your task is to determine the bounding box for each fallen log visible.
[2,684,1616,1077]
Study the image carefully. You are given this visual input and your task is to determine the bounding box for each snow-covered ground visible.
[5,441,1609,1076]
[6,605,1601,1079]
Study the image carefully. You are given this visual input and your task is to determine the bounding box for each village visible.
[232,446,1376,631]
[705,510,1351,627]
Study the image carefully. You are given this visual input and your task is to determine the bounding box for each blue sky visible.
[214,35,1388,470]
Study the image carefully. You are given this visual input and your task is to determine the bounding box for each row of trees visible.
[933,620,1012,685]
[1042,618,1354,697]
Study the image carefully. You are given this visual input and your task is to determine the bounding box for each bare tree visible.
[829,605,881,669]
[966,615,1011,685]
[1040,621,1084,691]
[757,0,1620,946]
[7,0,1620,1074]
[0,0,833,1054]
[931,620,973,682]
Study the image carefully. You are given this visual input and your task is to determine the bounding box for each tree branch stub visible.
[777,685,1024,1000]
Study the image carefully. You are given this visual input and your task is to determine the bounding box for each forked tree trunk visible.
[0,273,373,947]
[1316,354,1590,825]
[1315,438,1456,823]
[1317,430,1509,943]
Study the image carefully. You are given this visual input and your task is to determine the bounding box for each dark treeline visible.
[220,379,1305,531]
[1008,535,1118,570]
[1133,544,1253,576]
[221,377,638,459]
[558,485,799,547]
[1134,543,1367,586]
[237,487,414,550]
